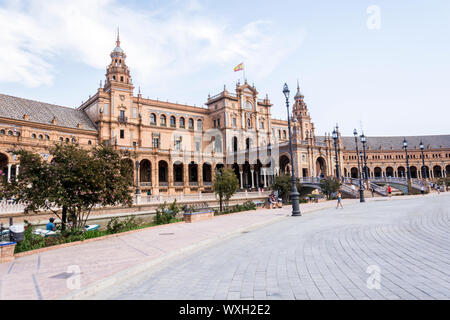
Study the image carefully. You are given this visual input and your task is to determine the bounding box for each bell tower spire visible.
[292,80,315,141]
[104,30,133,92]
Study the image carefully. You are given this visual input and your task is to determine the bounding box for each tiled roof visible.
[0,94,97,131]
[340,135,450,151]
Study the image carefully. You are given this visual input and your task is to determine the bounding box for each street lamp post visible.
[403,138,411,181]
[135,160,141,195]
[419,141,427,180]
[283,83,301,217]
[332,127,340,180]
[354,129,365,202]
[360,133,369,185]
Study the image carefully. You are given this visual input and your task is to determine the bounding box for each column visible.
[184,163,189,185]
[15,164,20,181]
[250,169,255,189]
[198,164,203,188]
[7,164,12,183]
[168,161,174,191]
[239,170,243,189]
[263,169,267,188]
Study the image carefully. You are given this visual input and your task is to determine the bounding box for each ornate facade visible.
[1,35,449,196]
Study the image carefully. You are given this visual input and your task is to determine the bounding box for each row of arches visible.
[0,152,18,183]
[346,165,450,179]
[131,159,214,186]
[279,155,327,177]
[150,114,203,131]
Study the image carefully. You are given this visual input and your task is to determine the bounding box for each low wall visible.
[0,194,269,228]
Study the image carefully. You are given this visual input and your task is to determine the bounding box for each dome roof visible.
[113,46,123,53]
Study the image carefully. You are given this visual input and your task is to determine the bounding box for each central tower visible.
[104,30,133,92]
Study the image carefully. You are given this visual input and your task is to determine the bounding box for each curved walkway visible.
[107,194,450,300]
[0,198,358,300]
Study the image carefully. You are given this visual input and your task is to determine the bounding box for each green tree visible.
[214,168,239,212]
[319,176,341,200]
[0,144,134,231]
[271,175,302,203]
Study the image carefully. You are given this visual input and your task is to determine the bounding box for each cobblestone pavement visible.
[110,194,450,300]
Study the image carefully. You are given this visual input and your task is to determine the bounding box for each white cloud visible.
[0,0,303,89]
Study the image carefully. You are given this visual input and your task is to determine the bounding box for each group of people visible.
[267,193,282,209]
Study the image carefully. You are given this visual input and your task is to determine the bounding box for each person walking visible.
[420,186,425,195]
[388,185,392,197]
[336,191,343,209]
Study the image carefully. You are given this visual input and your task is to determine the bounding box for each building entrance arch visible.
[316,157,326,177]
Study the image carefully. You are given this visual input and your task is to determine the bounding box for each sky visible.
[0,0,449,137]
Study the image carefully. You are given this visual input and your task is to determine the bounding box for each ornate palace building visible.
[1,35,449,195]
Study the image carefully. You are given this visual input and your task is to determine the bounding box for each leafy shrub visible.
[106,216,142,234]
[155,200,179,225]
[214,200,257,216]
[14,223,46,253]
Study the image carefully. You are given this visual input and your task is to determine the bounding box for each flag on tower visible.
[234,63,244,72]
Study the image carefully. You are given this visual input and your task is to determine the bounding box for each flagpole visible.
[243,63,246,82]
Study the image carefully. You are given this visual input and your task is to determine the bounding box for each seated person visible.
[276,198,283,208]
[46,218,56,231]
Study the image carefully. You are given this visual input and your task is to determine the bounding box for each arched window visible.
[59,137,63,142]
[188,118,194,129]
[246,138,251,150]
[283,131,287,139]
[150,113,156,125]
[160,115,167,126]
[45,135,50,140]
[38,134,43,140]
[0,129,5,135]
[88,140,92,145]
[197,119,203,131]
[170,116,176,127]
[215,135,222,153]
[233,137,238,152]
[65,138,69,143]
[247,118,251,128]
[7,131,13,136]
[179,117,185,128]
[32,133,37,139]
[72,138,76,143]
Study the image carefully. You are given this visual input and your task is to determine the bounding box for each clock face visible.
[245,101,253,110]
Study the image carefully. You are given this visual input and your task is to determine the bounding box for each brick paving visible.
[107,193,450,300]
[0,198,352,300]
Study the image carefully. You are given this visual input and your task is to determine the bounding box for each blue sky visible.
[0,0,449,137]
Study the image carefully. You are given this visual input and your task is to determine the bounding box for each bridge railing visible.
[369,177,428,190]
[299,177,322,184]
[0,191,271,214]
[340,184,359,198]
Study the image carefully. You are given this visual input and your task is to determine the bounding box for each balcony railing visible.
[174,181,184,187]
[140,182,152,187]
[118,116,128,123]
[158,181,168,187]
[189,181,199,186]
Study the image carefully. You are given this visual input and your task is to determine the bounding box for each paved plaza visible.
[106,193,450,300]
[0,193,449,300]
[0,198,349,299]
